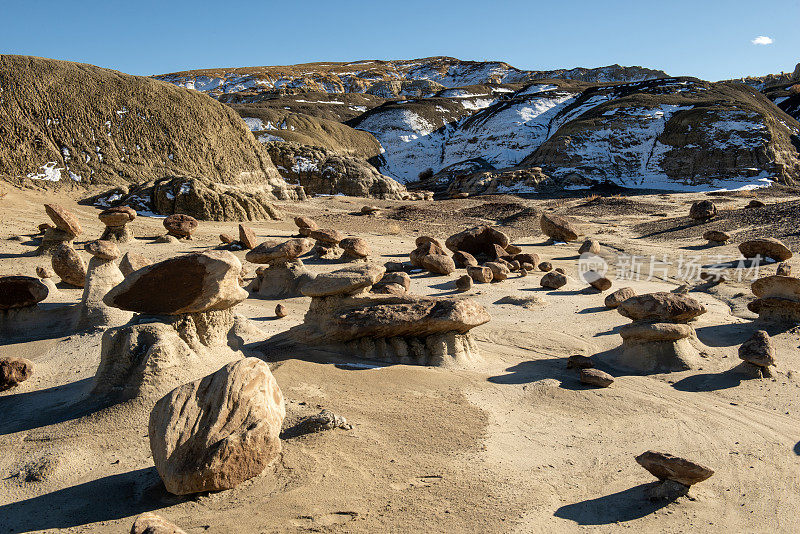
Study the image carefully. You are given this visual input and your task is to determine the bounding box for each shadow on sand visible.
[0,378,103,435]
[553,483,671,525]
[487,357,615,391]
[0,467,165,532]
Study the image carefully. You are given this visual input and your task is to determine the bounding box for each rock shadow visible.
[487,357,613,391]
[553,483,672,525]
[0,467,164,533]
[0,378,102,435]
[670,365,757,392]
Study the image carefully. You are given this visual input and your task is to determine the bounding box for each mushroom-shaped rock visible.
[689,200,717,221]
[45,203,82,236]
[148,358,285,495]
[163,214,198,239]
[52,244,87,287]
[604,287,635,309]
[99,205,136,227]
[617,292,706,323]
[85,239,120,260]
[131,513,187,534]
[246,238,313,265]
[310,228,343,245]
[340,237,371,260]
[703,230,730,244]
[738,330,775,368]
[540,271,568,289]
[104,251,248,314]
[420,254,456,275]
[540,213,578,242]
[748,274,800,323]
[238,224,257,249]
[445,225,509,256]
[635,450,714,487]
[119,252,152,276]
[301,264,385,297]
[739,238,792,262]
[0,276,49,309]
[0,356,34,391]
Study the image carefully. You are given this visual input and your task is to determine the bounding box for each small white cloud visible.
[752,36,774,45]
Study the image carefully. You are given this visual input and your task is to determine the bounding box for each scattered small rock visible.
[579,368,614,387]
[275,303,288,318]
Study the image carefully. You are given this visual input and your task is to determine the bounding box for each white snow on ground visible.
[258,133,286,143]
[291,157,319,173]
[517,84,558,95]
[697,111,768,149]
[26,162,63,181]
[460,98,498,111]
[179,182,192,195]
[243,117,268,131]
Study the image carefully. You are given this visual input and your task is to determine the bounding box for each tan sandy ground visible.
[1,186,799,533]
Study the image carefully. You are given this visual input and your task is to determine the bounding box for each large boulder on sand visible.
[104,251,248,314]
[1,356,34,391]
[51,244,87,287]
[540,213,579,242]
[689,200,717,221]
[0,276,49,309]
[738,330,775,368]
[739,238,792,262]
[445,225,510,256]
[163,214,198,239]
[148,358,285,495]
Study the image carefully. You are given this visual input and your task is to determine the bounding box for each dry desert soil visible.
[1,186,800,533]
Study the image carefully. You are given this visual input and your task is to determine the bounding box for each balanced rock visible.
[78,250,130,330]
[310,228,343,245]
[580,368,614,387]
[615,293,706,372]
[119,252,152,276]
[540,271,568,289]
[45,203,82,236]
[219,233,235,244]
[445,225,509,257]
[739,238,792,262]
[52,244,87,287]
[36,227,76,256]
[604,287,635,309]
[0,356,34,391]
[301,263,385,297]
[0,276,49,309]
[131,513,187,534]
[163,214,198,239]
[148,358,285,495]
[104,251,248,314]
[689,200,717,221]
[540,213,578,242]
[635,450,714,488]
[238,224,257,249]
[294,216,318,237]
[99,206,136,243]
[747,274,800,323]
[703,230,730,244]
[246,238,313,265]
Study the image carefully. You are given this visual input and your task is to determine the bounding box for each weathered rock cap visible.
[310,228,344,245]
[52,243,87,287]
[635,451,714,487]
[148,358,285,495]
[45,203,82,236]
[246,238,313,265]
[104,250,248,314]
[751,275,800,300]
[604,287,635,309]
[540,213,579,242]
[301,263,386,297]
[445,225,509,256]
[0,276,49,309]
[163,214,198,238]
[617,292,706,323]
[619,322,694,342]
[99,206,136,226]
[85,239,120,260]
[739,238,792,262]
[294,216,318,230]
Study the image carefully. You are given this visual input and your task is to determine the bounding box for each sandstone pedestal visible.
[747,274,800,324]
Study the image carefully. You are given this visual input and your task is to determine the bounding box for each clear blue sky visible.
[2,0,798,80]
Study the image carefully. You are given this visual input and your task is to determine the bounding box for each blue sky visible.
[2,0,798,80]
